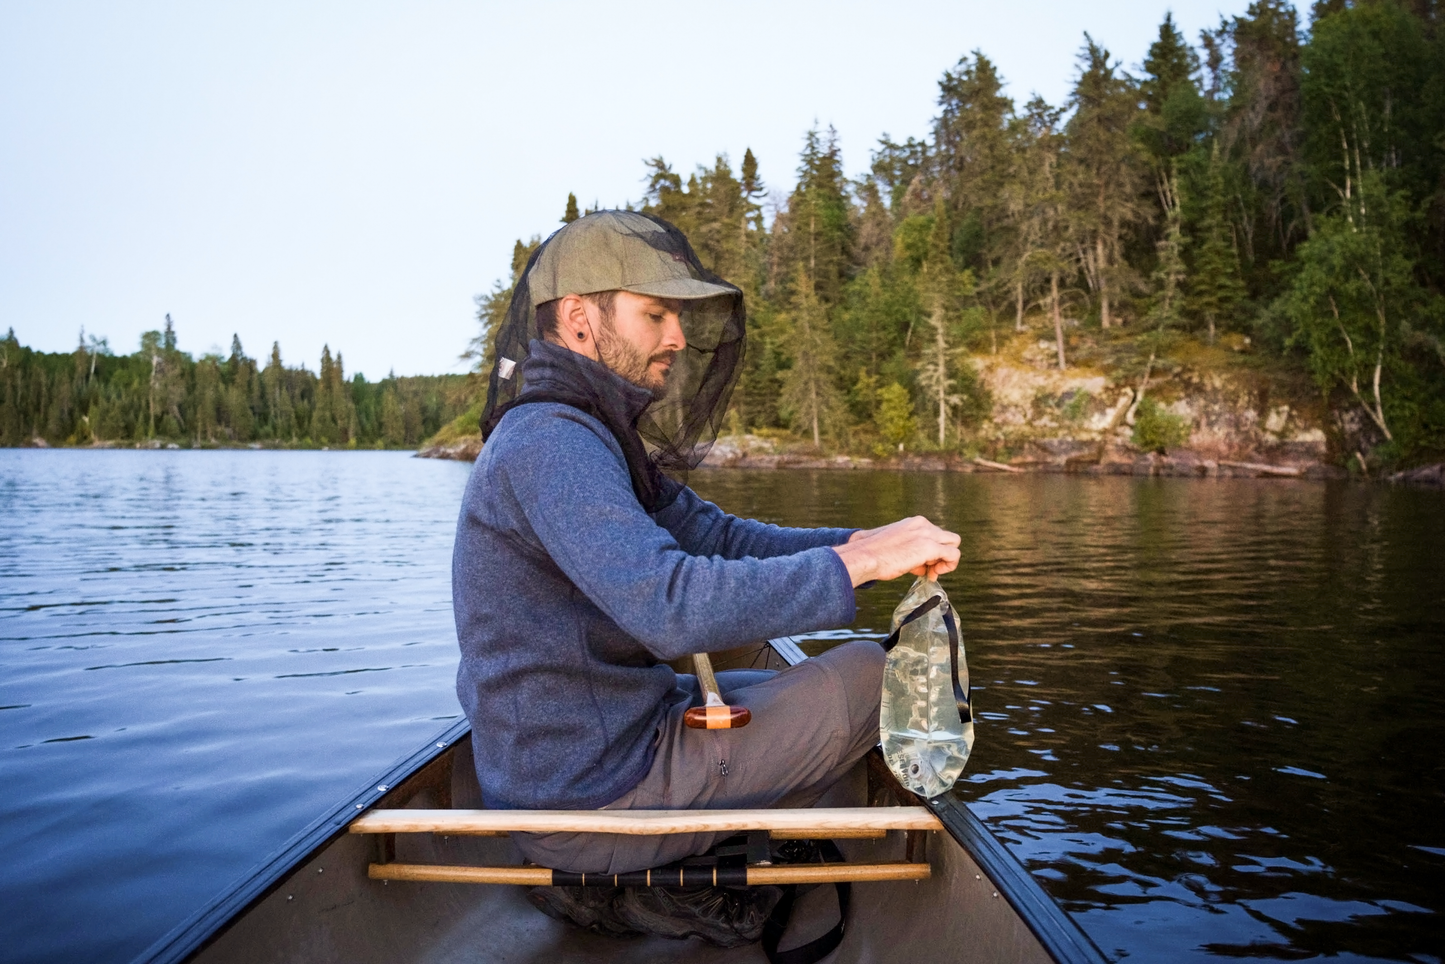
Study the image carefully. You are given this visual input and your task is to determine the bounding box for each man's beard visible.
[596,318,674,393]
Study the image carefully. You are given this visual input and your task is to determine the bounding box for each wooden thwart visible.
[350,806,942,838]
[367,861,930,887]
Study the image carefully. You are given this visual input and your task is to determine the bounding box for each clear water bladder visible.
[879,577,974,798]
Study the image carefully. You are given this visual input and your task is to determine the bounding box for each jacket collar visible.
[519,339,655,427]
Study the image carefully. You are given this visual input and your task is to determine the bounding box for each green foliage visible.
[1188,144,1248,342]
[0,322,469,448]
[875,383,917,453]
[1279,173,1443,451]
[777,276,847,447]
[1135,13,1208,165]
[892,215,934,272]
[1061,389,1093,423]
[1147,167,1188,332]
[1132,398,1191,452]
[1067,35,1147,329]
[444,6,1445,466]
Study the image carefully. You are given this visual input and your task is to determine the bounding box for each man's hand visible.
[832,516,961,588]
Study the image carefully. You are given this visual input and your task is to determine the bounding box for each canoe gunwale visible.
[923,796,1104,964]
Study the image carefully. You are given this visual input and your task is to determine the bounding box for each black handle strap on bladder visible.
[880,594,971,723]
[761,840,850,964]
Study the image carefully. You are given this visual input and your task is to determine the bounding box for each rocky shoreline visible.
[416,434,1441,486]
[407,334,1445,486]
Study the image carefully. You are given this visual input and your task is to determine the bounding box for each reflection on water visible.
[2,454,1442,962]
[0,451,470,964]
[689,470,1445,963]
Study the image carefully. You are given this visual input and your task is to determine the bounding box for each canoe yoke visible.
[348,806,941,887]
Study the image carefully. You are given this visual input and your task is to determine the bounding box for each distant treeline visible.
[474,1,1444,466]
[0,317,471,448]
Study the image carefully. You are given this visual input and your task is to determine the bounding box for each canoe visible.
[136,639,1106,964]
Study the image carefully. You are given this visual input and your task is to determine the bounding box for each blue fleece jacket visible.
[452,341,857,810]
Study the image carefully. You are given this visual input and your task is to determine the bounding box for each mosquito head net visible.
[479,210,746,511]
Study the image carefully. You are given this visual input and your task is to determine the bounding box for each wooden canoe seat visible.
[349,806,941,887]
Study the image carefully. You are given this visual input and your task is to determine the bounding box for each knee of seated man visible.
[824,640,886,722]
[828,639,886,684]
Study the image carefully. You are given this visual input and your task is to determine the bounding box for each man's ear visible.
[555,294,598,358]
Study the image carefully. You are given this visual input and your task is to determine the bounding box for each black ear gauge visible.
[576,330,586,340]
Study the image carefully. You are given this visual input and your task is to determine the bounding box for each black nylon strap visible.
[941,606,971,723]
[761,840,850,964]
[879,594,942,652]
[880,594,971,723]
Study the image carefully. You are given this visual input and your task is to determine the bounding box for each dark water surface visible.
[691,470,1445,964]
[0,451,471,963]
[3,452,1442,962]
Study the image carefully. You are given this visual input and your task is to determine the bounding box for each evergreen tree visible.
[262,342,296,441]
[1003,97,1065,335]
[1066,37,1147,330]
[933,52,1016,286]
[1189,144,1247,342]
[870,135,928,217]
[1136,13,1208,168]
[1218,0,1308,269]
[313,346,338,444]
[776,127,852,307]
[562,193,580,223]
[916,199,975,445]
[875,382,918,451]
[335,351,358,444]
[643,158,687,225]
[193,355,222,442]
[380,380,404,446]
[740,147,766,234]
[778,273,846,447]
[465,235,540,378]
[1148,166,1188,335]
[224,335,255,441]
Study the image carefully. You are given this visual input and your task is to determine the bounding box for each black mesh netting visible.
[479,211,745,512]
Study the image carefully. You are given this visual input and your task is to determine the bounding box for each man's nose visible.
[663,313,686,351]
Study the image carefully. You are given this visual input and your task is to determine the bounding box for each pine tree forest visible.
[473,1,1445,471]
[6,2,1444,469]
[0,313,470,449]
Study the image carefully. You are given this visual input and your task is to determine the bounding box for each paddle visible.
[683,653,751,729]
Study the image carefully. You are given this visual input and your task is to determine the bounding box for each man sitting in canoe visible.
[452,210,959,936]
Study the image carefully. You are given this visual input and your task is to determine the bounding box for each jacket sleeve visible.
[653,486,857,560]
[498,412,856,660]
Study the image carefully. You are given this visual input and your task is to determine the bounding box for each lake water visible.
[2,451,1442,963]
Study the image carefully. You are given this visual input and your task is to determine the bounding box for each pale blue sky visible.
[1,0,1251,377]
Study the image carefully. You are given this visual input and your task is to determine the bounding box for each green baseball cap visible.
[527,210,735,307]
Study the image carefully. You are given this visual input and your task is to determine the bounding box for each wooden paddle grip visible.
[683,705,751,729]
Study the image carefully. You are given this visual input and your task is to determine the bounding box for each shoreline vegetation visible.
[0,319,473,453]
[5,3,1442,487]
[440,2,1442,480]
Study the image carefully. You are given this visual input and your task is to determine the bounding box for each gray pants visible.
[514,640,886,875]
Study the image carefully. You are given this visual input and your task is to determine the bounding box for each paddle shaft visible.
[683,652,751,729]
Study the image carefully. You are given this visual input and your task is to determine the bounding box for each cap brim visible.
[621,278,737,300]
